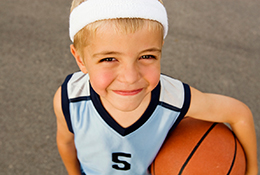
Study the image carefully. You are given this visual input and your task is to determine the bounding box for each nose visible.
[118,63,140,84]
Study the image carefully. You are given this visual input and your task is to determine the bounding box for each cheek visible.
[89,71,115,95]
[143,65,161,89]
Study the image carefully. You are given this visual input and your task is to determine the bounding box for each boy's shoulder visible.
[160,74,184,91]
[62,71,90,99]
[160,74,190,110]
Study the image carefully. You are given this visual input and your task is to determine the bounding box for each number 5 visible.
[112,152,131,170]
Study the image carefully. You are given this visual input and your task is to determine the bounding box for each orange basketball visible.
[151,117,246,175]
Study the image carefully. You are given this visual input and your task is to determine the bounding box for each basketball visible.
[151,117,246,175]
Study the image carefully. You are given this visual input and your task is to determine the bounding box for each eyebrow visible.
[141,48,162,53]
[92,48,162,58]
[92,51,121,58]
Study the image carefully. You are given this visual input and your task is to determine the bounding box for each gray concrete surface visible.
[0,0,259,174]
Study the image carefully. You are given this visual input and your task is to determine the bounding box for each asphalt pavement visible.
[0,0,259,174]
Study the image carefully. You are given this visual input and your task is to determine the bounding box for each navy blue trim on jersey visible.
[61,74,74,133]
[70,96,91,103]
[158,102,181,112]
[90,82,161,137]
[168,83,191,133]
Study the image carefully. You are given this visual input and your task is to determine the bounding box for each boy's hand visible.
[245,164,258,175]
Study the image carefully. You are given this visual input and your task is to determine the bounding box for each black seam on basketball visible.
[227,131,237,175]
[178,122,218,175]
[152,160,156,175]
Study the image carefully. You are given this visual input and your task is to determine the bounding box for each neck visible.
[100,93,151,128]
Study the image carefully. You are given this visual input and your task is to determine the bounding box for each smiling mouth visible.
[113,89,143,96]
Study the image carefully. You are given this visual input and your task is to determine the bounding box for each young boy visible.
[53,0,258,174]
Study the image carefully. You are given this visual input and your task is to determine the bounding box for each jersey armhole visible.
[61,74,74,133]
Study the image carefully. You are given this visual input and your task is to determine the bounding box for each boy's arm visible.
[186,87,258,175]
[53,87,81,175]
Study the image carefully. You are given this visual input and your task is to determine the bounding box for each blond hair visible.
[70,0,164,58]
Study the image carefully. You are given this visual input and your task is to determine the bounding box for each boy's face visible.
[77,23,163,113]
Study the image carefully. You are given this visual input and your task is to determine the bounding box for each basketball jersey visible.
[61,71,191,175]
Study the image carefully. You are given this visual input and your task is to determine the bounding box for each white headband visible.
[69,0,168,42]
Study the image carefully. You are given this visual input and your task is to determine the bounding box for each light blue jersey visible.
[61,72,190,175]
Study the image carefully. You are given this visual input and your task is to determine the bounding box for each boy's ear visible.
[70,44,88,74]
